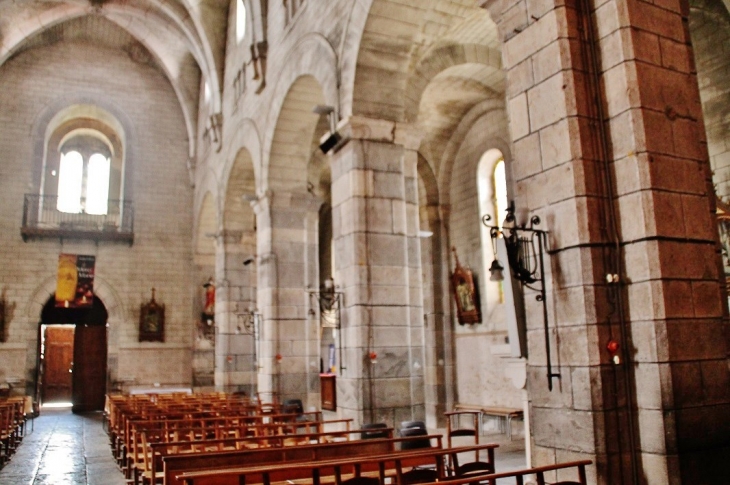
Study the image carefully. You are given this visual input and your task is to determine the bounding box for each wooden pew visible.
[128,418,353,482]
[410,459,592,485]
[174,443,498,485]
[122,412,334,474]
[163,434,451,485]
[140,428,394,485]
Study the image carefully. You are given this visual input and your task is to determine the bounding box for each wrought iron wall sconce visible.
[234,306,261,369]
[483,201,561,391]
[307,277,345,374]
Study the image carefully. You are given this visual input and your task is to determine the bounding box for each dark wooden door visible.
[72,324,107,412]
[42,326,74,403]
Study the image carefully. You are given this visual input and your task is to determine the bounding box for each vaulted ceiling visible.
[0,0,229,156]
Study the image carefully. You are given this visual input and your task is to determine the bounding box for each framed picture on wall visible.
[451,247,481,325]
[139,288,164,342]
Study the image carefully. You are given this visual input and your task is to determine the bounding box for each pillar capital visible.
[335,115,423,150]
[252,189,322,213]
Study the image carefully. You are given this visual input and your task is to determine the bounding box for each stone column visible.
[329,116,425,426]
[598,0,730,482]
[420,204,454,428]
[213,229,258,394]
[480,0,730,482]
[252,190,323,406]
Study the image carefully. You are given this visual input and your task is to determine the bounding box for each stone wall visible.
[0,40,195,393]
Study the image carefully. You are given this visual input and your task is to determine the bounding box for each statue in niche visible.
[451,247,481,325]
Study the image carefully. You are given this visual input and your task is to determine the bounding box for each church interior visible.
[0,0,728,483]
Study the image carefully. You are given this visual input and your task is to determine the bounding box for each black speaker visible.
[319,131,342,154]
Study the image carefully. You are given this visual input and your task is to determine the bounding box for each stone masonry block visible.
[511,132,542,180]
[603,62,638,117]
[609,108,647,160]
[506,57,534,99]
[368,233,407,266]
[539,117,575,169]
[372,170,405,199]
[366,198,395,233]
[636,408,670,454]
[661,279,694,319]
[633,362,667,410]
[675,403,730,451]
[659,37,693,74]
[528,72,569,131]
[504,8,560,67]
[508,91,530,140]
[531,406,597,453]
[532,40,562,86]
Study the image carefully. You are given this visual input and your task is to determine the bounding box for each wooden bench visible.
[174,442,498,485]
[163,434,450,485]
[121,412,334,472]
[454,404,523,440]
[127,418,353,483]
[414,459,592,485]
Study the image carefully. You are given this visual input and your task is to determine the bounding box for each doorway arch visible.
[39,295,108,412]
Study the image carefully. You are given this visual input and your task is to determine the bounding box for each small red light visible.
[606,340,619,354]
[275,353,282,362]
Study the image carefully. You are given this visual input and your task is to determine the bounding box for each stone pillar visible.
[420,204,454,428]
[598,0,730,482]
[213,229,258,394]
[252,190,323,406]
[329,116,425,426]
[481,0,730,482]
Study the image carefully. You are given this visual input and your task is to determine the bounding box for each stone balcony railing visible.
[21,194,134,244]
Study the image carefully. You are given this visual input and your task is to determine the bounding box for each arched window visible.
[493,159,507,227]
[57,151,83,213]
[236,0,247,43]
[55,135,113,215]
[478,149,506,307]
[86,153,111,215]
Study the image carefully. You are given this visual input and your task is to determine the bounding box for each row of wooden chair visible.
[0,397,28,465]
[105,392,348,484]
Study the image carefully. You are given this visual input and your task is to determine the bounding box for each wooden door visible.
[42,326,74,403]
[72,324,107,412]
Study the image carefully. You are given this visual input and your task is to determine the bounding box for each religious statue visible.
[203,277,215,316]
[450,247,481,325]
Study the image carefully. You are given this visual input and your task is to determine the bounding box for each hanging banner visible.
[55,254,96,308]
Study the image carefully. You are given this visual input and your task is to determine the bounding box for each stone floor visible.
[0,409,527,485]
[0,408,125,485]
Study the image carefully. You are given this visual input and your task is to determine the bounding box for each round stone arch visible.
[264,74,329,194]
[437,98,511,208]
[29,94,137,202]
[261,34,338,194]
[23,272,126,383]
[220,118,263,197]
[404,43,503,123]
[194,190,219,266]
[344,0,500,122]
[222,148,257,238]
